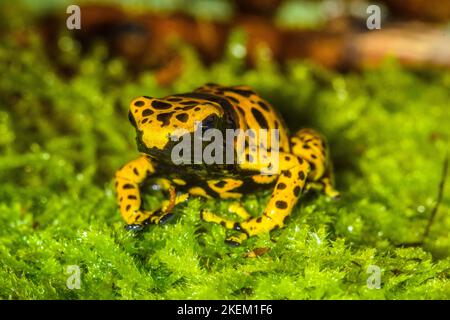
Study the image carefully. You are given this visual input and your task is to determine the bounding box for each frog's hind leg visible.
[202,153,311,246]
[290,128,340,199]
[115,156,188,230]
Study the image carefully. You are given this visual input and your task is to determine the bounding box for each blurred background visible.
[4,0,450,81]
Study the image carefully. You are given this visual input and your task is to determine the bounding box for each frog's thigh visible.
[115,156,155,224]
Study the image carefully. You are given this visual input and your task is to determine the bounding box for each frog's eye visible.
[200,114,219,132]
[128,111,137,127]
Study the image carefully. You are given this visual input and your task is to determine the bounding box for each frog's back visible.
[191,84,291,154]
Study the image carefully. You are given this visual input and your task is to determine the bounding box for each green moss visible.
[1,9,449,299]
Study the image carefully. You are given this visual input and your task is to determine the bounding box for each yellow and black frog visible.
[115,84,339,245]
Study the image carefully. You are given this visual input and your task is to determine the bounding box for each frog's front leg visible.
[115,156,186,230]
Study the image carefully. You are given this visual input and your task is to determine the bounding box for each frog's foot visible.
[200,209,249,246]
[304,178,340,200]
[124,209,169,231]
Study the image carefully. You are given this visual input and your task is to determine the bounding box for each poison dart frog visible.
[115,84,339,245]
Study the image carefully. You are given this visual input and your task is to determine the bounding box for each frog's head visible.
[128,96,225,161]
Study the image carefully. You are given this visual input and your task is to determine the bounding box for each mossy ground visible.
[1,7,450,300]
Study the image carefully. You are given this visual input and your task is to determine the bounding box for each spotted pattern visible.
[116,84,339,245]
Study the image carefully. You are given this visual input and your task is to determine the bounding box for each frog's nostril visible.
[128,111,137,127]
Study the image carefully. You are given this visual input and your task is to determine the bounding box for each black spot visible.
[194,107,201,111]
[126,205,131,211]
[299,171,306,180]
[128,111,137,127]
[257,101,270,111]
[134,100,145,107]
[275,201,288,209]
[256,217,262,223]
[151,100,172,110]
[274,120,279,129]
[128,195,137,200]
[180,100,198,106]
[293,186,301,197]
[303,144,310,149]
[282,170,292,178]
[142,109,154,117]
[311,154,317,159]
[225,95,239,103]
[142,118,148,124]
[233,222,242,231]
[176,113,189,123]
[133,168,139,176]
[298,158,304,164]
[123,183,134,189]
[251,108,269,129]
[227,88,254,97]
[277,183,287,190]
[220,221,227,227]
[310,162,316,171]
[157,112,175,126]
[284,156,291,161]
[214,181,227,188]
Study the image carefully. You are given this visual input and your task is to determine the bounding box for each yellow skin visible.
[115,84,339,245]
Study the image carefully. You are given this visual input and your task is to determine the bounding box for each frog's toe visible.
[224,233,248,246]
[158,212,175,225]
[124,223,146,232]
[331,193,341,201]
